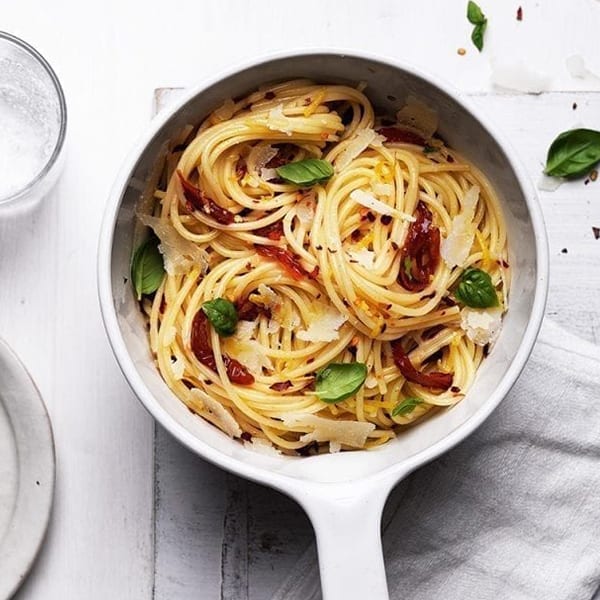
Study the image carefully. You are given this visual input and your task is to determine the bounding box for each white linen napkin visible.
[273,319,600,600]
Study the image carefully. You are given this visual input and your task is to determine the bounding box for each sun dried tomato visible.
[377,127,426,146]
[397,202,441,292]
[255,244,317,280]
[391,340,453,390]
[269,381,293,391]
[177,170,235,225]
[254,220,284,240]
[190,310,254,385]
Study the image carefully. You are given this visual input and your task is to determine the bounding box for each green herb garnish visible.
[131,235,165,300]
[201,298,238,337]
[276,158,334,187]
[391,396,424,417]
[545,128,600,178]
[467,1,487,52]
[314,362,367,403]
[455,268,499,308]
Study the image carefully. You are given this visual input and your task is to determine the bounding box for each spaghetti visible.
[135,80,509,455]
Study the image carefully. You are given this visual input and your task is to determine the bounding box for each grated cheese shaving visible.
[212,98,236,122]
[247,144,277,177]
[243,437,281,456]
[460,307,503,346]
[350,189,415,221]
[281,413,375,448]
[222,319,273,375]
[138,214,209,275]
[336,128,381,171]
[396,96,439,138]
[440,185,479,268]
[170,356,185,380]
[296,303,347,342]
[260,167,278,181]
[267,104,294,135]
[296,194,316,224]
[347,247,376,270]
[190,388,241,438]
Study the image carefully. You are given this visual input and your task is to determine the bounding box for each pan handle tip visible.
[299,483,392,600]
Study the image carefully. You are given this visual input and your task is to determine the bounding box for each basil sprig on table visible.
[202,298,238,337]
[455,268,499,308]
[276,158,334,187]
[131,235,165,300]
[467,1,487,52]
[545,129,600,178]
[314,362,367,403]
[391,396,423,417]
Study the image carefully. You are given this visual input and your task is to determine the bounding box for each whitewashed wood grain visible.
[0,0,598,598]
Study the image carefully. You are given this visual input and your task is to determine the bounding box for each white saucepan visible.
[98,50,548,599]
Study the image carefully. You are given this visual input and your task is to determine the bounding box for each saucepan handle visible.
[298,483,392,600]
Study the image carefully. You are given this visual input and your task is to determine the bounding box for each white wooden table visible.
[2,1,600,598]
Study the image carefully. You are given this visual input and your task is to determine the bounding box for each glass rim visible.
[0,31,67,205]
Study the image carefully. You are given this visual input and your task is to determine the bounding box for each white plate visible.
[0,339,55,599]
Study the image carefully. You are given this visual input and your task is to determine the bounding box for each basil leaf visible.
[202,298,238,337]
[471,21,487,51]
[131,235,165,300]
[545,128,600,178]
[276,158,334,187]
[314,362,367,403]
[391,396,423,417]
[455,268,499,308]
[467,1,486,24]
[467,1,487,51]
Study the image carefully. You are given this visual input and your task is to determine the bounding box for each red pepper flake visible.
[592,226,600,240]
[516,6,523,20]
[397,202,441,292]
[572,102,578,110]
[391,341,453,390]
[351,229,362,241]
[380,214,393,226]
[241,431,252,441]
[451,385,461,393]
[159,296,167,314]
[270,380,293,391]
[561,248,568,254]
[585,179,590,185]
[377,127,426,146]
[307,357,315,364]
[177,171,235,225]
[501,259,509,268]
[264,91,275,100]
[255,244,316,280]
[190,310,254,385]
[366,211,376,223]
[254,220,284,240]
